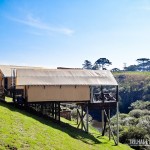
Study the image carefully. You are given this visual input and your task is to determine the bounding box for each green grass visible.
[5,97,13,103]
[113,71,150,84]
[113,71,150,76]
[0,101,133,150]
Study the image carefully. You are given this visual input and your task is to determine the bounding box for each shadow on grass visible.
[0,100,101,145]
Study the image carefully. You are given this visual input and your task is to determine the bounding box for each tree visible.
[124,65,137,71]
[94,58,112,70]
[111,68,121,72]
[136,58,150,71]
[82,60,92,70]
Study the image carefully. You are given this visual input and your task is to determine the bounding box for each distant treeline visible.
[82,58,150,71]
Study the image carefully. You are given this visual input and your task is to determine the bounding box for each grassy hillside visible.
[114,71,150,84]
[113,71,150,113]
[0,101,132,150]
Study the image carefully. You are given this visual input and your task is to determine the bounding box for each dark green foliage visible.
[82,60,93,70]
[124,58,150,71]
[129,109,150,118]
[137,116,150,135]
[111,68,121,72]
[124,65,137,71]
[119,127,148,150]
[114,72,150,113]
[120,126,147,143]
[110,101,150,150]
[82,58,112,70]
[129,100,150,110]
[94,58,112,70]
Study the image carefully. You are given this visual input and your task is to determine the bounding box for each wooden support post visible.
[101,108,104,135]
[90,86,94,103]
[116,85,119,145]
[77,105,79,125]
[101,86,104,103]
[104,109,117,145]
[81,105,83,130]
[116,102,119,145]
[54,102,57,120]
[41,104,43,114]
[77,104,87,132]
[86,103,89,133]
[52,102,54,118]
[77,108,81,128]
[12,69,16,103]
[102,119,106,136]
[102,108,107,136]
[58,102,60,122]
[109,108,111,140]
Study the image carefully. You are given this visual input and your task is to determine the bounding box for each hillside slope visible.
[114,71,150,113]
[0,101,132,150]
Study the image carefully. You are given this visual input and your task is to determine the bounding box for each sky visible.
[0,0,150,70]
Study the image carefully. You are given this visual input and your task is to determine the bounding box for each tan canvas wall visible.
[27,85,90,102]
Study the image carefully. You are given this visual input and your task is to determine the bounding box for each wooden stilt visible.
[104,109,117,145]
[102,119,106,136]
[76,104,88,132]
[77,105,79,125]
[116,85,119,145]
[90,86,94,103]
[86,103,89,133]
[101,108,104,135]
[81,105,83,130]
[58,102,60,122]
[108,108,111,140]
[116,101,119,145]
[52,102,54,118]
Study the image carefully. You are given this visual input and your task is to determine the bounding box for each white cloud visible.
[8,15,74,36]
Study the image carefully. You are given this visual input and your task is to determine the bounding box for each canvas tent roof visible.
[16,69,118,86]
[0,65,45,77]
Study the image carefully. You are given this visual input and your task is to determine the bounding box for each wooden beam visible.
[104,109,117,145]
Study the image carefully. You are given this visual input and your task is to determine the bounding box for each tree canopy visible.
[82,60,93,70]
[94,58,112,70]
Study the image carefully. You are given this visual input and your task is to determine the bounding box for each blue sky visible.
[0,0,150,69]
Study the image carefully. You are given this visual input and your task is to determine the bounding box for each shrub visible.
[129,100,150,111]
[119,126,148,150]
[137,115,150,136]
[129,109,150,118]
[122,116,137,126]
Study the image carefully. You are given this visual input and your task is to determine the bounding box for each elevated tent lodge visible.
[0,65,119,145]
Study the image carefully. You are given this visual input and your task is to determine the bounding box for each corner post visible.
[12,69,16,103]
[90,86,94,103]
[101,108,104,135]
[108,107,111,140]
[81,104,83,130]
[86,102,89,133]
[116,85,119,145]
